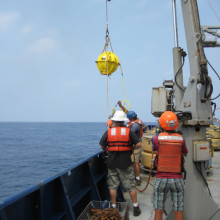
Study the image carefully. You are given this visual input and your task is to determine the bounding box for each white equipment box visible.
[151,87,167,117]
[193,140,210,162]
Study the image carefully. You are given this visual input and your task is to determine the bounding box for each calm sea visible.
[0,122,107,202]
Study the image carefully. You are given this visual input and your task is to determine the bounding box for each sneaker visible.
[133,206,141,216]
[111,203,117,209]
[135,178,141,186]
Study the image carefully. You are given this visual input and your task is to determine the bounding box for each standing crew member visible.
[118,101,143,186]
[127,110,143,186]
[153,111,188,220]
[99,110,142,217]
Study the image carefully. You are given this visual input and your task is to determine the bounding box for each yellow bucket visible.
[96,51,119,75]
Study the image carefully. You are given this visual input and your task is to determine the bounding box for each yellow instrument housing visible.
[96,51,119,75]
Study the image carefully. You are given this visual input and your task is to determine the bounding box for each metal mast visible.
[169,0,220,219]
[151,1,220,218]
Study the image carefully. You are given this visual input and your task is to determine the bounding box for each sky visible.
[0,0,219,122]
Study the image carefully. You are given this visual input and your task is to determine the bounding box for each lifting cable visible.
[99,0,131,121]
[105,0,111,121]
[207,59,220,101]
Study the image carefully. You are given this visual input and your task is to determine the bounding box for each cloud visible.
[20,24,32,34]
[29,37,57,54]
[0,12,20,32]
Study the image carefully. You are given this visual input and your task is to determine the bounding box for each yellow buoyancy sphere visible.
[96,51,120,75]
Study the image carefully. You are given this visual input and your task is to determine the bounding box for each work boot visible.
[133,206,141,216]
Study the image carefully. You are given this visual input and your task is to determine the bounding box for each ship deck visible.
[124,150,220,220]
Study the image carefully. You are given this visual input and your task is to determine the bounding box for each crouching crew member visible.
[99,110,142,217]
[153,111,188,220]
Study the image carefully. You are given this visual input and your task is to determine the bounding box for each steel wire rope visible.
[207,59,220,100]
[104,0,113,124]
[211,94,220,100]
[206,0,220,23]
[209,207,220,220]
[105,0,109,122]
[104,0,130,117]
[208,60,220,80]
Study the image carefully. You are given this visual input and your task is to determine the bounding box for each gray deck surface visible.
[123,150,220,220]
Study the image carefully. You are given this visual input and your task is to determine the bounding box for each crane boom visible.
[152,0,220,219]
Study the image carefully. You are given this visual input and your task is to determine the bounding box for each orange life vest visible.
[127,118,143,138]
[157,132,183,173]
[106,119,112,128]
[107,127,132,151]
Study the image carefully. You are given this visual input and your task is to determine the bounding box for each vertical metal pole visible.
[172,0,184,110]
[172,0,179,47]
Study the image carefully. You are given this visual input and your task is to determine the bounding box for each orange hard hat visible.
[159,111,178,130]
[106,119,112,128]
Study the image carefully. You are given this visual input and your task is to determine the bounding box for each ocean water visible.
[0,122,107,202]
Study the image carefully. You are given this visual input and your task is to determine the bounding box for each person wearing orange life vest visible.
[153,111,188,220]
[118,101,143,186]
[99,110,142,217]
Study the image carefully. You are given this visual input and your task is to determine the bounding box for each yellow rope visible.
[120,64,131,110]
